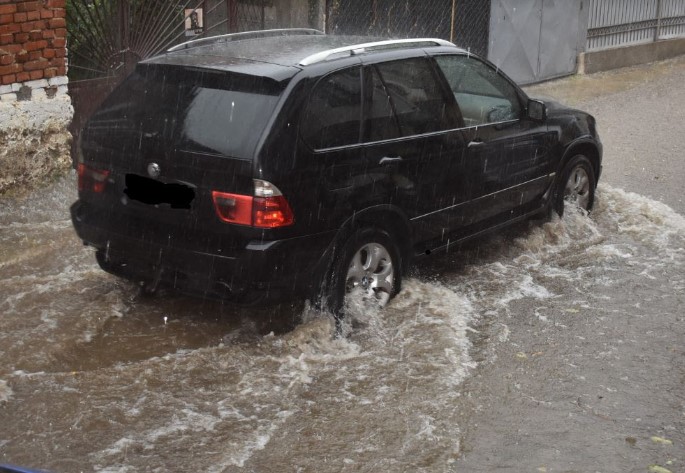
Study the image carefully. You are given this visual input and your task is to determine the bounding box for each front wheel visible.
[553,155,596,217]
[322,227,402,318]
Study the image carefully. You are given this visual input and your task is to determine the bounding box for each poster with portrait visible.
[184,8,204,36]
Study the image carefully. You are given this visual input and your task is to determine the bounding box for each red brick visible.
[43,66,57,78]
[54,27,65,38]
[47,17,64,28]
[14,12,27,22]
[0,4,17,14]
[50,37,64,48]
[26,9,39,20]
[41,29,54,39]
[14,32,29,42]
[29,29,42,40]
[0,13,13,24]
[22,20,45,32]
[22,58,47,70]
[16,71,29,82]
[56,64,64,75]
[0,33,11,44]
[2,43,20,53]
[0,62,19,75]
[45,0,65,7]
[2,73,16,84]
[17,2,40,13]
[54,47,64,57]
[0,23,20,35]
[29,68,42,79]
[42,47,54,58]
[52,7,64,18]
[49,56,63,67]
[24,39,47,51]
[0,53,13,65]
[28,50,41,60]
[40,8,52,19]
[15,49,28,62]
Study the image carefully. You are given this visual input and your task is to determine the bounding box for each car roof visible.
[142,29,464,81]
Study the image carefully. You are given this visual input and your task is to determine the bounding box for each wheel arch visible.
[329,205,413,276]
[560,139,602,186]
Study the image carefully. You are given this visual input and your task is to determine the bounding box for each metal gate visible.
[67,0,270,147]
[489,0,586,84]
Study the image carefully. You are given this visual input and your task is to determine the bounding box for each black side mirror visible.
[527,99,546,121]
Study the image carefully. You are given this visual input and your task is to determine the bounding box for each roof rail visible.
[298,38,456,66]
[167,28,324,52]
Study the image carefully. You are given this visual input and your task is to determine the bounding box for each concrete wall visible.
[0,0,72,195]
[579,37,685,74]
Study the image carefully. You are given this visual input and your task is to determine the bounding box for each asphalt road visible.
[454,57,685,472]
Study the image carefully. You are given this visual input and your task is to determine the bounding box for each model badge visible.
[147,162,161,178]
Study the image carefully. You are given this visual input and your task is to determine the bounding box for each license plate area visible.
[124,174,195,209]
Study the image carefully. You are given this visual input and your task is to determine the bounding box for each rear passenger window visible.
[364,67,401,142]
[301,66,362,149]
[374,58,456,136]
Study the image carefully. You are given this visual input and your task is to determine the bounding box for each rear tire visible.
[553,155,596,217]
[322,227,402,318]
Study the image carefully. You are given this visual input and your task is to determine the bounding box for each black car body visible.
[71,29,602,309]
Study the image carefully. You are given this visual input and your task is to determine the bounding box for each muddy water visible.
[1,174,683,472]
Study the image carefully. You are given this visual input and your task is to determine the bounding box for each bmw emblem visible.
[147,162,161,178]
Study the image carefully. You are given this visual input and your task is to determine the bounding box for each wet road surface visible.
[1,59,684,472]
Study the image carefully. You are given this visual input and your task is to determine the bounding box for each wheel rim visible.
[563,165,591,210]
[345,243,394,307]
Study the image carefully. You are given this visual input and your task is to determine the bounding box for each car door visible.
[434,54,554,225]
[360,56,466,245]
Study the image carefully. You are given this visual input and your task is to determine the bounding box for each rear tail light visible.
[212,179,294,228]
[78,163,110,193]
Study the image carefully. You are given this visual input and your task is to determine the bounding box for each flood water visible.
[1,173,684,472]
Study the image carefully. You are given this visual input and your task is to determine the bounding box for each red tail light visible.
[212,180,294,228]
[253,195,294,228]
[77,163,110,193]
[212,192,253,226]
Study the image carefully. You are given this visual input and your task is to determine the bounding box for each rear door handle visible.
[379,156,403,165]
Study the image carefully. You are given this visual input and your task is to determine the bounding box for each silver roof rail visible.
[298,38,456,66]
[168,28,324,52]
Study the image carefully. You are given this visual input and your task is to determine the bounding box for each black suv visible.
[71,29,602,313]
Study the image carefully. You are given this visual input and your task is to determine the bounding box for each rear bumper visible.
[71,201,335,304]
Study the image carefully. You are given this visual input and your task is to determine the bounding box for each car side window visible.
[374,58,457,136]
[435,55,521,127]
[301,66,362,149]
[363,67,402,142]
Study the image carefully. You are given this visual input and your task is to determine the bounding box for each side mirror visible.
[527,99,546,121]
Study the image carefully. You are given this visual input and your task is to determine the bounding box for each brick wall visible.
[0,0,67,98]
[0,0,72,195]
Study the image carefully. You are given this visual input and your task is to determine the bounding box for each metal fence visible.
[325,0,491,56]
[587,0,685,51]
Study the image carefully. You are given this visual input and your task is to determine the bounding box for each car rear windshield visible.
[100,64,286,159]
